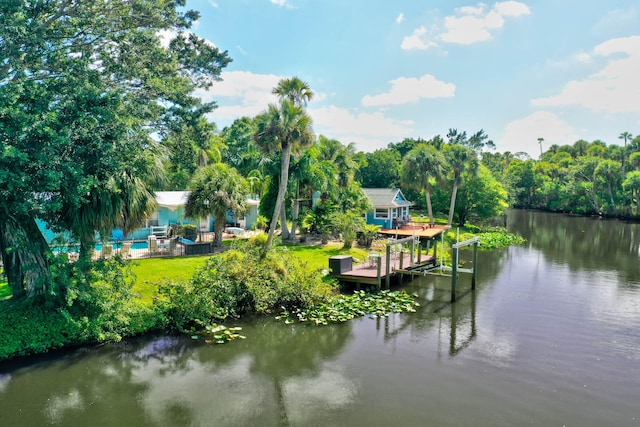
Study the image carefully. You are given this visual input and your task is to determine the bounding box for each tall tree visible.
[254,98,314,254]
[185,164,248,249]
[619,131,633,174]
[269,77,314,240]
[0,0,231,298]
[400,144,445,226]
[443,144,479,225]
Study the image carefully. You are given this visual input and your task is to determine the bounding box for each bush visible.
[182,224,198,241]
[158,241,335,330]
[0,258,163,361]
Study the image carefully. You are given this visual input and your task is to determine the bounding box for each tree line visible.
[1,1,637,302]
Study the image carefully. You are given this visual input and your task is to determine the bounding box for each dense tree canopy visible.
[0,0,231,297]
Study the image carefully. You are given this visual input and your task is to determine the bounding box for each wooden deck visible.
[332,253,437,287]
[377,223,447,239]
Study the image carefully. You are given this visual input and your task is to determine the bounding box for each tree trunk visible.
[214,213,225,249]
[0,212,51,298]
[425,190,434,226]
[448,182,459,226]
[290,182,300,241]
[263,143,292,255]
[280,204,290,240]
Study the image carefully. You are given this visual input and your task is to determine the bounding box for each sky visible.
[187,0,640,158]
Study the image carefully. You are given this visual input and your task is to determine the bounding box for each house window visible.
[374,208,389,219]
[147,211,159,227]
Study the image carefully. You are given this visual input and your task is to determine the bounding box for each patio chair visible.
[148,235,159,255]
[120,242,132,259]
[101,244,113,259]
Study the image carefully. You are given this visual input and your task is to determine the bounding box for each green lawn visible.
[0,244,369,303]
[284,242,369,272]
[0,270,10,301]
[130,256,210,302]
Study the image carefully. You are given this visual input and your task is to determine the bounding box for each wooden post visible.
[409,239,415,267]
[376,256,382,291]
[417,243,422,263]
[433,237,438,261]
[385,244,391,290]
[471,240,478,290]
[451,247,458,302]
[399,249,404,282]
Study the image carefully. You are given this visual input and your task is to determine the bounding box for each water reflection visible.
[2,210,640,426]
[508,209,640,284]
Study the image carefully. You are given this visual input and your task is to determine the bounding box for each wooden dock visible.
[332,252,438,288]
[329,232,480,302]
[377,223,448,240]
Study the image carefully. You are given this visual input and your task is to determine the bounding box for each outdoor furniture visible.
[120,242,131,259]
[368,252,381,267]
[148,235,159,255]
[101,244,113,259]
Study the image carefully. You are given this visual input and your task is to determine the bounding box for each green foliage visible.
[0,0,231,298]
[276,290,419,325]
[477,230,526,249]
[157,242,334,331]
[329,211,366,249]
[0,259,161,360]
[182,224,198,241]
[357,224,381,249]
[192,324,246,344]
[357,148,401,188]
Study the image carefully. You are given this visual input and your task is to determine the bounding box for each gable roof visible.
[362,188,413,208]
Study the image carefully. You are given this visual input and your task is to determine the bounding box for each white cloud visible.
[197,70,283,121]
[532,36,640,115]
[396,13,405,24]
[493,1,531,17]
[361,74,455,107]
[270,0,288,6]
[497,111,577,156]
[400,26,437,50]
[208,0,219,7]
[402,1,530,49]
[309,105,414,152]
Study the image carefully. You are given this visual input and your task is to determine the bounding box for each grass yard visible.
[283,242,369,272]
[130,256,210,303]
[0,270,10,301]
[0,243,370,304]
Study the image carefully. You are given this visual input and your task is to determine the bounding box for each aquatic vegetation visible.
[276,290,420,325]
[192,323,246,344]
[477,231,525,249]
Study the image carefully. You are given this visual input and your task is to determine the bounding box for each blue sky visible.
[187,0,640,157]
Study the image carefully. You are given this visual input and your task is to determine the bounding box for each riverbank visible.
[0,226,522,362]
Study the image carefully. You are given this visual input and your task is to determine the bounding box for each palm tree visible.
[400,144,445,226]
[443,144,479,226]
[271,77,315,240]
[272,76,314,107]
[62,170,157,264]
[537,137,544,159]
[619,131,633,174]
[254,98,314,254]
[185,164,248,249]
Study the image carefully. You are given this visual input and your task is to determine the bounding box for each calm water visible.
[1,210,639,426]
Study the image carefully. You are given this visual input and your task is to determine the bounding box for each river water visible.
[1,210,639,426]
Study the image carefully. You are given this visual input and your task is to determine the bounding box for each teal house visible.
[312,188,413,230]
[362,188,413,229]
[39,191,259,243]
[128,191,259,239]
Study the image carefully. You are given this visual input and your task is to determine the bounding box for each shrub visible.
[158,242,335,330]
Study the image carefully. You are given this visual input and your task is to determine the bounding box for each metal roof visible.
[362,188,413,208]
